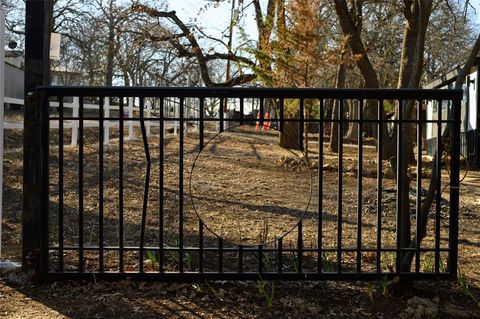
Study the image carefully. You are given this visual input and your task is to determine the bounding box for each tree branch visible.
[131,4,256,87]
[334,0,379,88]
[454,33,480,89]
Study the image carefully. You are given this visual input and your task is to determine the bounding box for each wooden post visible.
[23,0,53,274]
[104,97,110,144]
[71,96,79,145]
[146,100,151,137]
[128,97,134,140]
[174,99,178,135]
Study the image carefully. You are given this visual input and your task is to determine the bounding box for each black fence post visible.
[22,0,53,275]
[448,96,461,278]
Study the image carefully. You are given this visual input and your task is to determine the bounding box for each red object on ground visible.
[263,112,271,130]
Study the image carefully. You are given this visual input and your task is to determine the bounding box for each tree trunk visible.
[345,100,359,141]
[329,62,347,153]
[334,0,380,89]
[106,0,115,86]
[279,120,301,150]
[395,1,433,270]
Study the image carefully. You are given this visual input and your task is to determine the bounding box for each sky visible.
[167,0,480,37]
[167,0,259,50]
[468,0,480,25]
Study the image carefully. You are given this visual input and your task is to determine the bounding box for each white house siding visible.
[427,100,434,140]
[5,62,24,100]
[468,71,477,131]
[427,70,476,139]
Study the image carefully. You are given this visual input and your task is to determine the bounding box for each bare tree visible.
[130,3,256,87]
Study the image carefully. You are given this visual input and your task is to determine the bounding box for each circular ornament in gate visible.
[189,125,312,246]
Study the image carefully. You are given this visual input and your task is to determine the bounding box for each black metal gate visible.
[25,87,461,281]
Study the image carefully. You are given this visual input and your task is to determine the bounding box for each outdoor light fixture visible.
[7,41,17,49]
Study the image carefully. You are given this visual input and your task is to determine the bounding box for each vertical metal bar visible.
[318,99,324,273]
[259,98,264,126]
[58,96,64,271]
[40,93,50,276]
[258,244,263,274]
[98,96,105,272]
[139,97,151,273]
[219,98,224,132]
[297,220,303,273]
[219,238,224,273]
[357,99,363,273]
[199,97,204,149]
[448,96,461,278]
[119,97,124,272]
[240,98,245,126]
[179,97,185,273]
[299,98,304,151]
[476,60,480,167]
[435,100,442,274]
[78,96,84,272]
[199,220,204,273]
[376,99,383,273]
[279,98,284,133]
[337,99,343,273]
[159,97,164,273]
[416,100,422,273]
[396,100,403,273]
[238,245,243,273]
[278,237,283,273]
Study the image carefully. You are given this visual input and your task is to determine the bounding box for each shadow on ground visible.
[1,273,480,318]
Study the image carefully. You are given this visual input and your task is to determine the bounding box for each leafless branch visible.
[131,3,256,87]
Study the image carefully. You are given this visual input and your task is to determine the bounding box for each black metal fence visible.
[27,86,461,281]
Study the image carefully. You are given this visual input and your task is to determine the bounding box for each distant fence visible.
[3,96,191,145]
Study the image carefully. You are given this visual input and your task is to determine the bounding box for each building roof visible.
[424,58,479,89]
[4,60,23,71]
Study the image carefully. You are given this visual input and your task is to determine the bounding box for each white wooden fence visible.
[3,96,188,145]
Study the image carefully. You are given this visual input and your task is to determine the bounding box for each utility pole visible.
[23,0,53,273]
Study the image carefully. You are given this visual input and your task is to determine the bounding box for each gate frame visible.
[25,86,462,281]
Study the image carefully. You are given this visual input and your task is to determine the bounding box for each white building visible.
[425,60,479,168]
[3,50,82,107]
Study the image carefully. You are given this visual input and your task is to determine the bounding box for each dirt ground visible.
[0,119,479,318]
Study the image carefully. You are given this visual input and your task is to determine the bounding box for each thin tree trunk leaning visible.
[400,32,480,272]
[393,0,431,272]
[333,0,381,150]
[329,62,347,153]
[333,0,379,89]
[106,0,115,86]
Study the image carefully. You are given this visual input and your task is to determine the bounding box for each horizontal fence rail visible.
[3,95,188,144]
[30,86,461,281]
